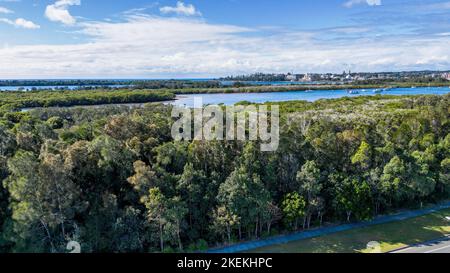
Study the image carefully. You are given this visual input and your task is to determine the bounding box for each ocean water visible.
[172,87,450,107]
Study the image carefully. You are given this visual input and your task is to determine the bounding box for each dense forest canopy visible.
[0,93,448,253]
[0,89,175,113]
[0,79,133,87]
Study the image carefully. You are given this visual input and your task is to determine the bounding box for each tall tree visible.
[143,188,167,252]
[297,161,322,229]
[218,167,271,239]
[4,149,83,252]
[281,192,306,230]
[177,163,207,239]
[143,188,187,251]
[351,141,372,170]
[128,160,158,197]
[212,206,240,244]
[381,156,408,205]
[334,177,372,222]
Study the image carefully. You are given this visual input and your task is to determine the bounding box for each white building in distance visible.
[285,73,297,81]
[442,73,450,81]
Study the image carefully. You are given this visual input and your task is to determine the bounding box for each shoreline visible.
[174,86,437,97]
[170,82,450,95]
[18,87,450,111]
[1,82,449,95]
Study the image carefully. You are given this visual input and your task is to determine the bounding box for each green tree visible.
[351,141,372,170]
[381,156,407,205]
[0,125,16,156]
[439,158,450,194]
[128,160,157,197]
[143,188,187,251]
[112,207,144,252]
[334,177,372,222]
[46,116,64,129]
[177,163,207,239]
[281,192,306,230]
[409,151,436,204]
[212,206,240,243]
[297,160,322,228]
[143,188,167,252]
[218,167,271,239]
[4,149,83,252]
[165,196,188,251]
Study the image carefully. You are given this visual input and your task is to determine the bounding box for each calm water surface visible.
[172,87,450,107]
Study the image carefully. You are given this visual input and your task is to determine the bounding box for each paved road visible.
[207,201,450,253]
[392,236,450,253]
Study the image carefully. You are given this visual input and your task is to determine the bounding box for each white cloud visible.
[160,1,201,16]
[344,0,381,8]
[14,18,40,29]
[0,6,13,14]
[1,14,450,78]
[45,0,80,25]
[0,17,40,29]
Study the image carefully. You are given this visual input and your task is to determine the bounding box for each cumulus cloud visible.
[0,17,40,29]
[0,6,13,14]
[160,1,201,16]
[45,0,80,25]
[344,0,381,8]
[1,14,450,79]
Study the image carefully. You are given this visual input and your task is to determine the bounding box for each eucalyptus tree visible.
[4,149,83,252]
[296,160,322,229]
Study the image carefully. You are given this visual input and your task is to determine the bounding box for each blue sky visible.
[0,0,450,78]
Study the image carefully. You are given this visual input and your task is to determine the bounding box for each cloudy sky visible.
[0,0,449,79]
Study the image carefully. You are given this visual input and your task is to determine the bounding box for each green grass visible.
[250,208,450,253]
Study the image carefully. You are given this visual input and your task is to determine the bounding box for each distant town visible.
[221,70,450,83]
[1,70,450,92]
